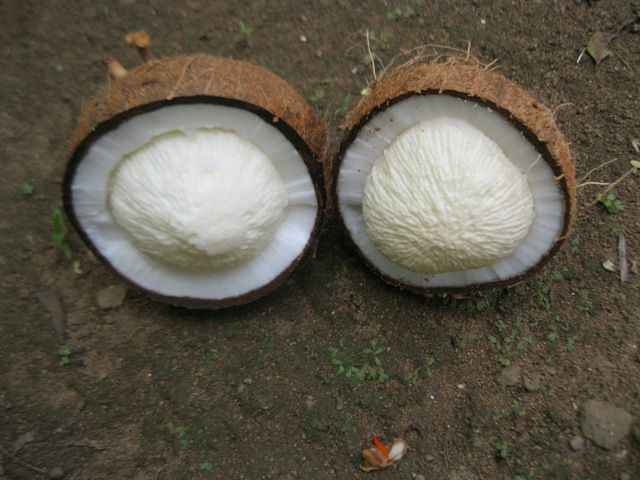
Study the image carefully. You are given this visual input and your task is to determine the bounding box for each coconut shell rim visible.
[333,68,575,293]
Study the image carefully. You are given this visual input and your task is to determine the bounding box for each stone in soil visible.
[97,285,127,310]
[523,372,541,392]
[580,400,633,450]
[498,365,521,386]
[48,466,65,479]
[569,435,586,451]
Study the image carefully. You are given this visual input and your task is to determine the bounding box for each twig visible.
[619,234,628,283]
[577,157,619,183]
[552,102,574,121]
[442,429,450,469]
[585,168,635,208]
[0,444,47,475]
[104,57,128,80]
[577,181,612,187]
[365,30,377,81]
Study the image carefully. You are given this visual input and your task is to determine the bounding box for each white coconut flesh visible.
[338,95,565,288]
[71,104,318,301]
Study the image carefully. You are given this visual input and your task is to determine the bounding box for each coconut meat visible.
[109,129,288,271]
[363,117,535,274]
[71,104,318,301]
[338,94,564,288]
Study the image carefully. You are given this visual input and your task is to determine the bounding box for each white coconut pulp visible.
[71,104,318,301]
[338,95,565,288]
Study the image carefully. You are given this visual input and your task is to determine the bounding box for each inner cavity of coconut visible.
[71,104,318,300]
[338,94,564,288]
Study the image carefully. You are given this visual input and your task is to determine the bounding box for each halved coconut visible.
[64,54,326,308]
[334,64,575,293]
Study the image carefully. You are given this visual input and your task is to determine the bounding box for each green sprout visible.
[57,346,72,366]
[20,183,35,196]
[597,193,624,214]
[238,20,254,45]
[52,207,72,259]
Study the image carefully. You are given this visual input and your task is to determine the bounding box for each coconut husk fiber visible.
[68,53,326,163]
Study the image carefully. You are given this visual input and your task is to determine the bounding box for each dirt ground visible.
[1,1,639,479]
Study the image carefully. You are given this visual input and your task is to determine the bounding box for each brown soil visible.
[1,1,638,479]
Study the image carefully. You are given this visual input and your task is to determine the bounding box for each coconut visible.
[334,63,575,294]
[64,53,326,308]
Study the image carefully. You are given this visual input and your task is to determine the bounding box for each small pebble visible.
[498,365,521,386]
[523,372,541,392]
[299,34,307,43]
[569,435,585,452]
[425,455,435,462]
[305,395,315,410]
[97,285,127,310]
[48,466,65,479]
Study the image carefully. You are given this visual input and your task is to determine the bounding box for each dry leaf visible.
[586,32,614,64]
[360,437,408,471]
[602,260,616,272]
[37,289,65,344]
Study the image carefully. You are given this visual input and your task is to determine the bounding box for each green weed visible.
[52,207,71,259]
[598,192,624,214]
[20,183,34,196]
[56,346,71,366]
[495,440,509,459]
[328,338,389,383]
[166,421,189,447]
[334,94,351,117]
[237,20,254,45]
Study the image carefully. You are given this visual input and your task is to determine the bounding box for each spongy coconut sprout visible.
[335,64,575,293]
[64,50,326,308]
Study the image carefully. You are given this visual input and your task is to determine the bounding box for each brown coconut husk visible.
[333,61,576,294]
[64,54,327,309]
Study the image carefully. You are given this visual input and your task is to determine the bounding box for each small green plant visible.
[498,357,511,367]
[20,183,34,196]
[334,94,351,117]
[166,421,189,447]
[546,329,558,342]
[446,296,488,311]
[52,207,71,259]
[495,440,509,459]
[577,289,593,312]
[237,20,254,45]
[56,346,71,366]
[200,462,214,472]
[386,5,416,20]
[404,370,419,386]
[310,89,325,106]
[425,354,436,378]
[328,338,389,383]
[566,338,576,352]
[597,192,624,214]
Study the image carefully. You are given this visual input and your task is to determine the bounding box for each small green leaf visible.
[20,183,34,196]
[630,159,640,169]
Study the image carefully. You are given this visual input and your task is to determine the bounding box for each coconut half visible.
[64,54,326,308]
[335,64,575,293]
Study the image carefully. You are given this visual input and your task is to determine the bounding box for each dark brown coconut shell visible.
[334,63,576,294]
[64,54,327,309]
